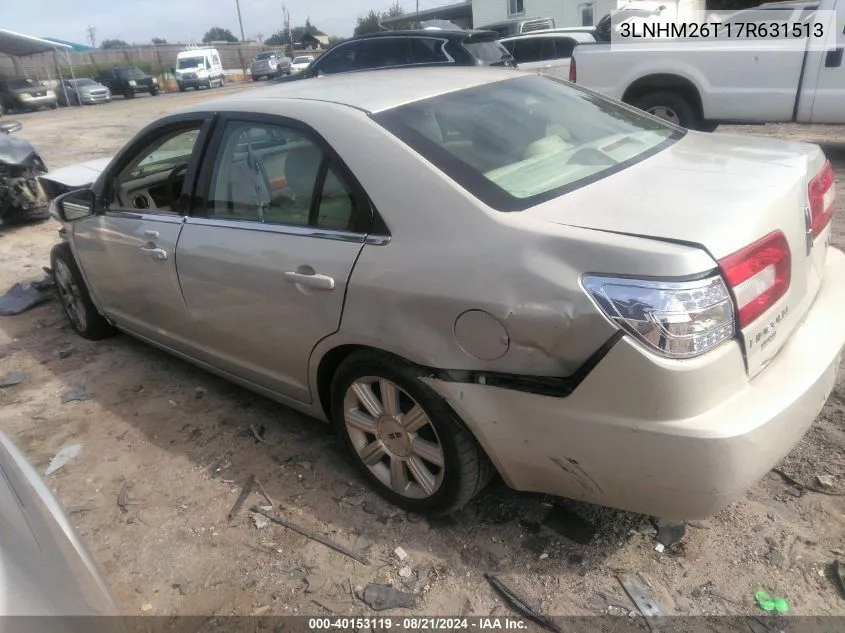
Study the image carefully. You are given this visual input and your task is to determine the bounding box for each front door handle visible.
[284,271,335,290]
[140,245,168,261]
[825,47,844,67]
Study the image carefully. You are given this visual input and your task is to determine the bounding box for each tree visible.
[264,19,326,46]
[384,1,404,18]
[202,27,238,43]
[100,38,129,49]
[354,10,383,36]
[151,37,167,44]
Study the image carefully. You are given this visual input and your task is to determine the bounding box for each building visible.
[380,0,474,29]
[472,0,705,31]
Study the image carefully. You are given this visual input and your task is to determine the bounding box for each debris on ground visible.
[60,386,91,404]
[312,598,353,613]
[0,277,54,316]
[817,475,836,488]
[398,565,412,578]
[210,461,232,477]
[228,474,256,522]
[484,573,561,633]
[772,468,845,497]
[655,521,687,547]
[251,513,270,530]
[394,546,409,562]
[834,560,845,599]
[194,387,207,399]
[755,590,789,613]
[250,424,273,445]
[251,506,370,565]
[362,584,417,611]
[117,483,129,513]
[0,371,27,388]
[58,348,73,359]
[618,572,665,630]
[45,443,82,476]
[255,478,275,508]
[542,505,596,544]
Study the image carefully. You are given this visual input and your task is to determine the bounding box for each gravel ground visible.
[0,87,843,620]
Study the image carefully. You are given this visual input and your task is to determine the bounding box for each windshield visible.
[6,78,39,89]
[255,52,276,60]
[292,56,312,64]
[71,78,97,87]
[373,74,681,211]
[463,40,513,65]
[116,67,146,78]
[177,57,204,69]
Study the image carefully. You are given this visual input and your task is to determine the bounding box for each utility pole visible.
[235,0,246,41]
[86,25,97,48]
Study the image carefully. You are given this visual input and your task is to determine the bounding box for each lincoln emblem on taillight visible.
[804,204,813,256]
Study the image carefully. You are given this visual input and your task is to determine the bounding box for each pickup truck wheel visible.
[632,91,698,129]
[150,87,160,96]
[124,89,135,99]
[50,243,116,340]
[331,350,494,515]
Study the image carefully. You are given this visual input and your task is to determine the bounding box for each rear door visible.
[176,113,372,403]
[71,115,211,350]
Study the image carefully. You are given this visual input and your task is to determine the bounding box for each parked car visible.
[0,120,49,224]
[0,429,121,619]
[56,78,111,107]
[251,51,291,80]
[42,68,845,522]
[272,30,515,83]
[290,55,315,73]
[96,66,159,99]
[175,47,225,91]
[500,30,595,80]
[569,0,845,129]
[477,17,556,37]
[0,77,57,113]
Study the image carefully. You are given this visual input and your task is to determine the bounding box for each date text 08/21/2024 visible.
[307,618,529,630]
[619,21,826,39]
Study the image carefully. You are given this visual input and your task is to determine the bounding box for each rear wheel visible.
[631,90,698,129]
[331,351,493,515]
[124,88,135,99]
[151,87,159,96]
[50,243,116,340]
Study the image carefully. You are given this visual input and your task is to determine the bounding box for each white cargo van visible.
[175,47,224,91]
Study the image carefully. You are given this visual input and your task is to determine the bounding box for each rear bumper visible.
[427,246,845,521]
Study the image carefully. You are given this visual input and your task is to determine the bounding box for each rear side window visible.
[553,38,577,58]
[358,38,410,69]
[511,37,555,63]
[374,74,682,211]
[464,40,511,64]
[408,38,450,64]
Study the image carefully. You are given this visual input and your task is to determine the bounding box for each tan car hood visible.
[525,130,824,261]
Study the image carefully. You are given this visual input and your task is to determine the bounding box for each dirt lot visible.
[1,85,844,620]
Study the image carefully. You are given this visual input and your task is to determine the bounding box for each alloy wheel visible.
[343,377,445,499]
[54,259,87,331]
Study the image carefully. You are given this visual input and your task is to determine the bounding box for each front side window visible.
[110,125,203,213]
[374,74,681,211]
[580,3,596,26]
[511,37,555,63]
[358,38,410,69]
[205,121,358,231]
[508,0,524,15]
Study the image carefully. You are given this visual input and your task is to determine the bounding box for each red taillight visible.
[568,57,576,82]
[718,231,791,329]
[808,159,835,238]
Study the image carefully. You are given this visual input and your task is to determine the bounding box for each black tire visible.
[151,87,159,96]
[124,89,135,99]
[49,102,58,109]
[330,350,493,515]
[50,242,116,340]
[631,90,699,129]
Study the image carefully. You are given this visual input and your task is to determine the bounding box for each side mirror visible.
[0,120,22,134]
[50,189,95,222]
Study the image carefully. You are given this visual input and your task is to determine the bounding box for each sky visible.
[5,0,461,44]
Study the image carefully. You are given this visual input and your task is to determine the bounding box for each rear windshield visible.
[255,52,276,60]
[463,40,512,64]
[373,74,682,211]
[5,78,39,89]
[71,78,97,86]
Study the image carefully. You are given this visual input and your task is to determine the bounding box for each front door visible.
[176,115,370,402]
[72,119,208,349]
[804,2,845,123]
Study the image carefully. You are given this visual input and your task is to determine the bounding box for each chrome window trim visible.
[184,216,369,244]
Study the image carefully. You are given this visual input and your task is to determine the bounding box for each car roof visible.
[500,31,595,42]
[185,67,523,115]
[350,29,497,40]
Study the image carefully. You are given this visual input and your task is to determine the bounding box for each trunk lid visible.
[525,131,831,377]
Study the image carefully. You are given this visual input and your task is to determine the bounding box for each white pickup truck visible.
[569,0,845,130]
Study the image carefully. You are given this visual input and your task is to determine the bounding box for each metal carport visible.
[0,28,77,109]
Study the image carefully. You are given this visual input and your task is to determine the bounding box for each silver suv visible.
[250,51,291,80]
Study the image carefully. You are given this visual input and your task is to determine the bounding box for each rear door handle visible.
[140,245,168,261]
[284,271,335,290]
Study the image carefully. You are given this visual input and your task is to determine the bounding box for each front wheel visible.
[631,90,699,129]
[151,87,160,96]
[50,243,116,340]
[331,351,493,515]
[124,89,135,99]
